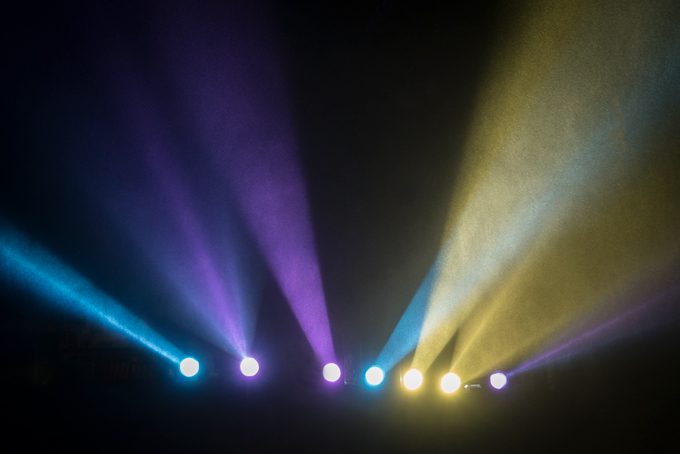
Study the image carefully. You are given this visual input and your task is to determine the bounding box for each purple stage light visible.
[489,372,508,390]
[322,363,342,383]
[240,357,260,377]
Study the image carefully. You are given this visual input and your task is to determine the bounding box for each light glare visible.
[403,368,423,391]
[440,372,462,394]
[240,357,260,377]
[489,372,508,390]
[179,357,200,378]
[322,362,341,383]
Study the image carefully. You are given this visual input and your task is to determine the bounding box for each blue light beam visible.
[0,226,184,364]
[373,261,440,373]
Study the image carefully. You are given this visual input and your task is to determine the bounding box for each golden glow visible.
[403,368,424,391]
[452,152,680,380]
[411,0,680,378]
[440,372,462,394]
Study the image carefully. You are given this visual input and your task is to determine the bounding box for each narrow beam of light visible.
[373,263,440,373]
[402,368,423,391]
[179,357,200,378]
[240,356,260,377]
[509,284,680,378]
[322,362,341,383]
[144,146,249,357]
[0,226,184,364]
[440,372,462,394]
[365,366,385,387]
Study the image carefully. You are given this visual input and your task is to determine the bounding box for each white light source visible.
[365,366,385,386]
[240,357,260,377]
[403,368,423,391]
[489,372,508,390]
[440,372,462,394]
[323,362,341,383]
[179,357,200,378]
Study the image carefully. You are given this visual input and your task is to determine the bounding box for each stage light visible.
[179,357,200,377]
[489,372,508,390]
[240,357,260,377]
[403,368,423,391]
[365,366,385,386]
[440,372,462,394]
[322,362,341,383]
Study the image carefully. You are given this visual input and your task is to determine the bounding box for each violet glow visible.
[146,147,248,357]
[510,284,680,377]
[156,5,336,364]
[101,68,255,358]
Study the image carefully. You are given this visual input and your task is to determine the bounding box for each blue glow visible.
[365,366,385,386]
[179,357,200,377]
[322,362,341,383]
[373,262,440,373]
[0,226,184,364]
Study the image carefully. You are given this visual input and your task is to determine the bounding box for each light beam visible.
[0,226,184,364]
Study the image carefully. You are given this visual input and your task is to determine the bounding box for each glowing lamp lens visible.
[179,357,200,378]
[323,362,342,383]
[240,357,260,377]
[440,372,462,394]
[403,368,423,391]
[365,366,385,386]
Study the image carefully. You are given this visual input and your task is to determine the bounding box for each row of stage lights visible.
[178,357,508,392]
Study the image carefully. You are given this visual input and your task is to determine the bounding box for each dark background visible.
[1,1,679,451]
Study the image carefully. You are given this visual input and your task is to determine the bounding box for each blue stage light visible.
[365,366,385,386]
[179,357,200,377]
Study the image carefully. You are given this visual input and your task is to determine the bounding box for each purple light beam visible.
[105,66,250,357]
[155,5,336,364]
[510,284,680,377]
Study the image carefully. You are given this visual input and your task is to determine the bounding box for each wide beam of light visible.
[447,0,680,381]
[411,0,680,377]
[158,6,336,365]
[0,227,184,364]
[104,70,255,359]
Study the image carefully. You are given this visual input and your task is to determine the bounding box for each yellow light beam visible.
[451,143,680,380]
[412,0,680,373]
